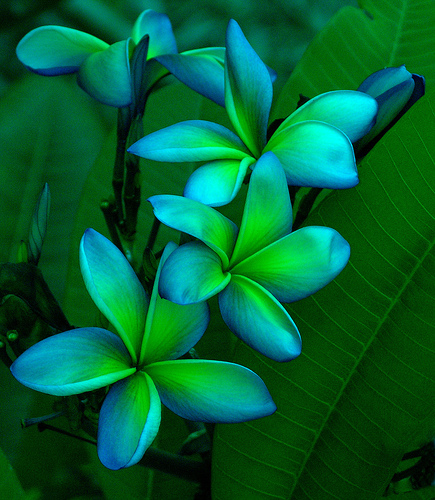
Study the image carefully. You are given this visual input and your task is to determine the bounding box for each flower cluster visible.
[129,19,378,206]
[16,9,227,107]
[11,229,276,469]
[11,9,420,472]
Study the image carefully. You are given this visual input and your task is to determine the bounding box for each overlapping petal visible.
[184,157,254,207]
[274,90,378,143]
[219,275,302,362]
[148,194,238,265]
[156,48,225,106]
[131,10,177,57]
[225,19,272,157]
[16,26,108,76]
[158,241,230,305]
[357,65,413,97]
[77,39,133,107]
[230,152,292,267]
[232,226,351,303]
[356,67,416,150]
[140,242,209,365]
[10,328,135,396]
[128,120,250,162]
[145,359,276,422]
[265,120,358,189]
[98,372,161,470]
[79,229,148,364]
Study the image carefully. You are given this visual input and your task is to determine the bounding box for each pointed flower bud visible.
[356,65,425,152]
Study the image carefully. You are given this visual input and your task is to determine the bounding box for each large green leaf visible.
[0,74,112,300]
[211,84,435,499]
[0,447,27,500]
[273,0,435,120]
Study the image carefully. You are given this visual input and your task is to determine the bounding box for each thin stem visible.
[0,334,12,368]
[100,200,124,253]
[146,216,161,252]
[38,422,97,446]
[112,108,132,226]
[22,411,65,428]
[292,187,322,230]
[37,422,209,483]
[139,447,209,483]
[123,115,144,240]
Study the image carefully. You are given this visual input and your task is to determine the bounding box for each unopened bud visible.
[356,65,425,153]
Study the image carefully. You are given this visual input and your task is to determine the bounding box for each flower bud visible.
[355,65,425,154]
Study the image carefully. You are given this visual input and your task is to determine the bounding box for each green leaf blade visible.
[212,89,435,499]
[274,0,435,121]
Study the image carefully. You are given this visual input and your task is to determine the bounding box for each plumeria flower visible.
[355,65,425,151]
[16,9,227,107]
[10,229,276,470]
[148,152,350,362]
[129,19,378,207]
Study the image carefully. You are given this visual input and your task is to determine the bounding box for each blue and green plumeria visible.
[10,229,276,470]
[148,152,351,362]
[129,19,379,207]
[355,65,425,151]
[16,9,227,107]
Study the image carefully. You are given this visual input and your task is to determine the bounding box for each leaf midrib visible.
[387,0,408,65]
[289,234,435,497]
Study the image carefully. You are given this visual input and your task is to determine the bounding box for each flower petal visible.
[229,152,292,267]
[357,79,415,150]
[184,157,254,207]
[140,242,209,365]
[148,195,238,266]
[16,26,108,76]
[156,47,225,106]
[266,120,358,189]
[225,19,272,157]
[128,120,250,162]
[145,359,276,422]
[357,65,413,97]
[10,328,135,396]
[219,275,301,362]
[79,229,148,365]
[274,90,378,143]
[131,10,177,56]
[77,39,133,107]
[232,226,350,303]
[98,372,161,470]
[158,241,230,305]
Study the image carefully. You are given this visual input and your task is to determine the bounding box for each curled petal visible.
[156,48,225,106]
[145,359,276,422]
[230,152,292,267]
[140,242,209,365]
[80,229,148,365]
[159,241,230,305]
[16,26,108,76]
[274,90,378,143]
[266,120,358,189]
[232,226,350,303]
[10,328,135,396]
[184,157,254,207]
[131,10,177,56]
[148,195,238,266]
[77,39,133,107]
[128,120,250,162]
[219,275,301,362]
[358,65,413,97]
[98,372,161,470]
[357,79,415,149]
[225,19,272,156]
